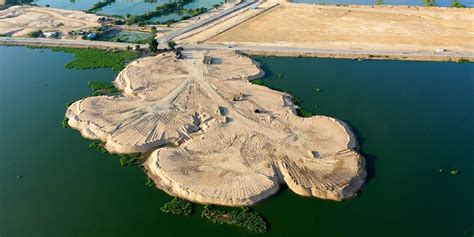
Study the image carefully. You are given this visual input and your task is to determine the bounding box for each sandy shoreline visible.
[65,49,366,206]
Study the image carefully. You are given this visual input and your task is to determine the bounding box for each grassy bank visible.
[50,48,139,72]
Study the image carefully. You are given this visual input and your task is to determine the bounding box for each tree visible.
[375,0,384,5]
[148,39,158,52]
[423,0,436,6]
[451,0,465,7]
[135,44,141,51]
[27,30,43,38]
[150,26,157,36]
[168,40,176,50]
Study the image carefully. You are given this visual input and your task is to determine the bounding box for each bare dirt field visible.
[202,3,474,54]
[0,6,100,37]
[65,50,366,206]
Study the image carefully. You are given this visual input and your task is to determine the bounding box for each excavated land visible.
[65,50,366,206]
[0,6,100,37]
[188,3,474,56]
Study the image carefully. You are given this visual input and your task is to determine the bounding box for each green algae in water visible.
[161,197,193,216]
[201,205,267,233]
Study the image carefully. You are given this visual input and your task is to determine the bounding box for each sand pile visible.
[0,6,99,36]
[66,50,366,206]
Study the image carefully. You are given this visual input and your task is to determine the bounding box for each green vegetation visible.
[315,88,323,92]
[450,169,459,175]
[375,0,384,5]
[292,98,313,118]
[456,58,470,63]
[150,26,157,37]
[161,197,193,216]
[201,206,267,233]
[50,48,139,72]
[27,30,43,38]
[450,0,465,7]
[168,40,177,50]
[149,39,158,52]
[88,0,115,12]
[61,117,69,128]
[250,79,264,85]
[118,153,142,166]
[89,141,108,153]
[423,0,436,6]
[145,177,154,187]
[89,141,142,166]
[88,80,117,96]
[124,0,208,25]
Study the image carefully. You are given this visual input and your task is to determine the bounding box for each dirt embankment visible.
[0,6,100,37]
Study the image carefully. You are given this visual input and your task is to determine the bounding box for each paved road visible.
[157,0,256,44]
[2,37,473,60]
[192,44,474,59]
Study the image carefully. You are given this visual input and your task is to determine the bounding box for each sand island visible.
[65,49,366,206]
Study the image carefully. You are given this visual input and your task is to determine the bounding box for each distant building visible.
[203,56,213,64]
[43,31,59,38]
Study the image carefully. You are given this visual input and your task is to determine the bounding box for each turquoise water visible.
[293,0,473,7]
[97,30,152,43]
[34,0,100,11]
[34,0,223,18]
[0,46,473,236]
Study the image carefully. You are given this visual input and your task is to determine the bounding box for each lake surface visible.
[0,46,473,236]
[34,0,223,20]
[293,0,473,7]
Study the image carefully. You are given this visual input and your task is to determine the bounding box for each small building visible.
[43,31,59,38]
[203,56,213,64]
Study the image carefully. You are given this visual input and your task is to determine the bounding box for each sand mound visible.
[0,6,99,37]
[66,50,366,206]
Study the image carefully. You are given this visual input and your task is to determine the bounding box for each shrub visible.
[148,39,158,52]
[27,30,43,38]
[161,197,193,216]
[61,117,69,128]
[168,40,177,50]
[250,79,264,85]
[451,0,465,7]
[201,206,267,233]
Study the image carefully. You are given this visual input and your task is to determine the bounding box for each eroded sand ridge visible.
[66,50,366,206]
